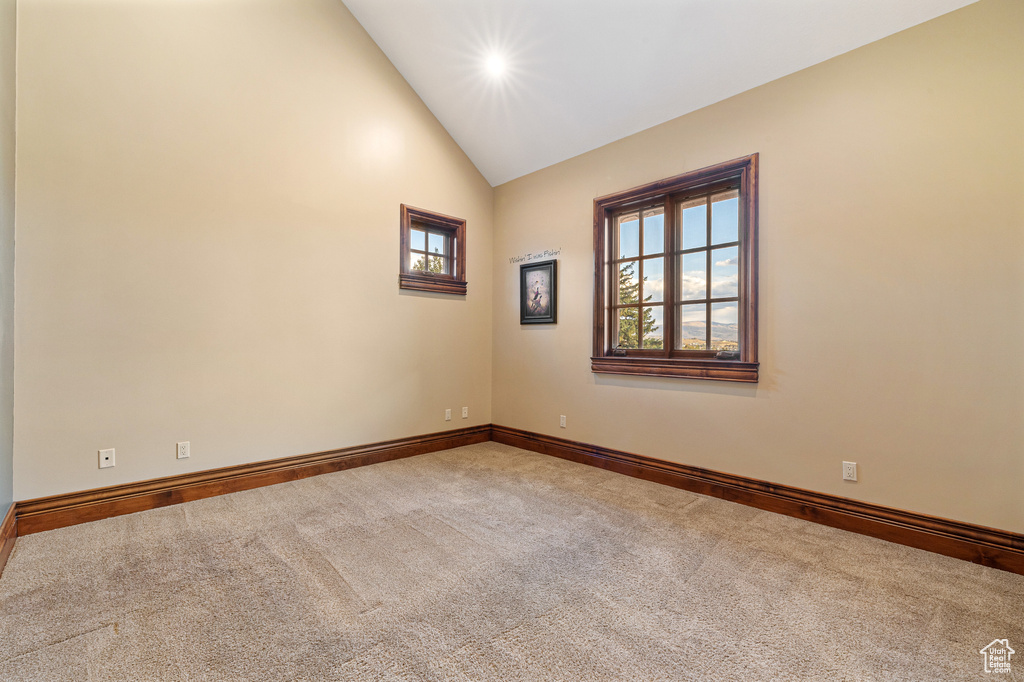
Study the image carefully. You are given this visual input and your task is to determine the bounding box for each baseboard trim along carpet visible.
[13,425,491,538]
[0,504,15,578]
[490,425,1024,575]
[3,424,1022,579]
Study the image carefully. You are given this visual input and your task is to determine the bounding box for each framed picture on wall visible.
[520,259,557,324]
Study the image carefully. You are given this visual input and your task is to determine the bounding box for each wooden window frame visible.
[399,204,467,295]
[592,154,759,382]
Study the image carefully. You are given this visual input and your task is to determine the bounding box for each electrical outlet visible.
[99,448,115,469]
[445,409,451,421]
[177,441,190,459]
[843,461,857,482]
[462,407,468,419]
[559,415,566,428]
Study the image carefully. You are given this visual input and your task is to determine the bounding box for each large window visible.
[399,204,467,295]
[592,155,759,382]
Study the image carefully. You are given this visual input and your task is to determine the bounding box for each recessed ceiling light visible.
[485,54,506,78]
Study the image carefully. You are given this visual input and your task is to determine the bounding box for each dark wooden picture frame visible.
[520,259,557,324]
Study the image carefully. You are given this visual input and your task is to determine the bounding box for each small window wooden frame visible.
[592,154,759,382]
[399,204,467,295]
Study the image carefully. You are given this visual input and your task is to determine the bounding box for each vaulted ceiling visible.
[343,0,977,186]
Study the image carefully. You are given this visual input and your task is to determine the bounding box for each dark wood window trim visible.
[592,154,759,382]
[399,204,467,295]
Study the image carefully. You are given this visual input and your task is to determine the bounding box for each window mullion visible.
[609,218,617,351]
[664,197,675,356]
[608,217,615,349]
[446,231,453,274]
[638,211,645,349]
[608,258,615,350]
[705,196,712,350]
[612,217,619,351]
[609,259,615,349]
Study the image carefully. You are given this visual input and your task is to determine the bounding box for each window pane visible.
[428,232,446,256]
[642,208,664,255]
[616,261,640,305]
[617,212,640,259]
[677,303,707,350]
[711,190,739,245]
[679,252,707,302]
[616,308,641,349]
[711,302,739,352]
[711,246,738,298]
[410,229,425,251]
[642,257,664,302]
[680,198,707,250]
[642,305,664,349]
[410,253,427,272]
[427,255,447,273]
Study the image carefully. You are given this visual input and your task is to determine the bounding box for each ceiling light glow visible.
[485,54,506,77]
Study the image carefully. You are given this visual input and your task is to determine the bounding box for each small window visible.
[592,155,758,382]
[399,204,466,295]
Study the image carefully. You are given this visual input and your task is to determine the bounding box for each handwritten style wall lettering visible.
[509,249,561,265]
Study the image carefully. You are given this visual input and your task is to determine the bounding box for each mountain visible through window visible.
[592,155,758,382]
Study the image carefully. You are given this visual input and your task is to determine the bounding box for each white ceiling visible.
[343,0,977,186]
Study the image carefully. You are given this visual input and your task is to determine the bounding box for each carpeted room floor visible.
[0,442,1021,681]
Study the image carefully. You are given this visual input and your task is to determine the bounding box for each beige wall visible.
[14,0,493,500]
[492,0,1024,532]
[9,0,1023,536]
[0,0,14,516]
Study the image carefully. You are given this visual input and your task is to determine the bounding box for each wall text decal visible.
[509,248,561,265]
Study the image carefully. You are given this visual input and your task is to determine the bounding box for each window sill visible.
[591,356,759,382]
[398,273,467,295]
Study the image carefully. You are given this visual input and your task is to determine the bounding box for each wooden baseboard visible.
[5,424,1022,578]
[15,425,491,536]
[491,425,1024,575]
[0,503,15,578]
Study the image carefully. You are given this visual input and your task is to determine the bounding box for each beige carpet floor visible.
[0,442,1021,681]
